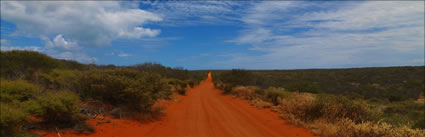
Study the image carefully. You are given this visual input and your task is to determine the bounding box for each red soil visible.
[39,72,317,137]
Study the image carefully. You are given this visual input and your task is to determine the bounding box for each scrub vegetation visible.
[213,69,425,137]
[0,50,206,136]
[1,50,423,137]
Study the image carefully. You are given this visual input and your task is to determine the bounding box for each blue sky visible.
[1,1,424,70]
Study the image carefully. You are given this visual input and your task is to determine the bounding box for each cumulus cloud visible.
[225,1,424,69]
[43,34,80,51]
[41,34,97,63]
[0,1,162,47]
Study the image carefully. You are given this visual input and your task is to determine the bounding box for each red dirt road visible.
[40,73,317,137]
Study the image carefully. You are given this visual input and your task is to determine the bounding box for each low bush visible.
[277,92,376,123]
[249,98,272,109]
[232,86,259,100]
[167,79,187,87]
[0,103,28,136]
[276,93,424,137]
[0,51,61,80]
[378,99,425,128]
[79,68,169,112]
[214,82,233,94]
[167,79,188,95]
[186,80,195,88]
[331,118,425,137]
[23,91,83,124]
[40,69,81,91]
[0,80,39,103]
[414,117,425,129]
[316,94,375,123]
[279,92,318,122]
[264,87,290,105]
[174,85,186,95]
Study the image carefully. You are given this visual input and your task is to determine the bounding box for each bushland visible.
[0,50,206,136]
[1,80,91,136]
[213,69,425,137]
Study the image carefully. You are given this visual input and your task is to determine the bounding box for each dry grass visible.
[416,93,425,104]
[277,93,425,137]
[232,86,259,100]
[279,92,317,122]
[228,85,425,137]
[249,98,272,109]
[326,118,425,137]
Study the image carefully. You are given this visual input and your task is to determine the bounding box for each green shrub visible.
[0,80,39,103]
[0,103,28,136]
[214,82,233,94]
[23,91,83,124]
[232,86,259,100]
[186,80,195,88]
[316,94,375,123]
[168,78,187,87]
[156,79,173,98]
[40,69,81,91]
[379,100,425,128]
[79,69,169,112]
[413,117,425,129]
[167,78,187,95]
[175,85,187,95]
[0,51,62,80]
[264,87,290,105]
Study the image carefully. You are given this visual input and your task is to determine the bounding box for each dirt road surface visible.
[40,73,317,137]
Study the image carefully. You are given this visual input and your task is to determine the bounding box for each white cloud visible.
[228,28,272,45]
[0,46,42,52]
[0,1,162,47]
[43,34,80,51]
[144,1,251,26]
[241,1,293,25]
[118,52,131,57]
[299,1,424,31]
[224,1,424,69]
[36,34,96,63]
[55,51,97,63]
